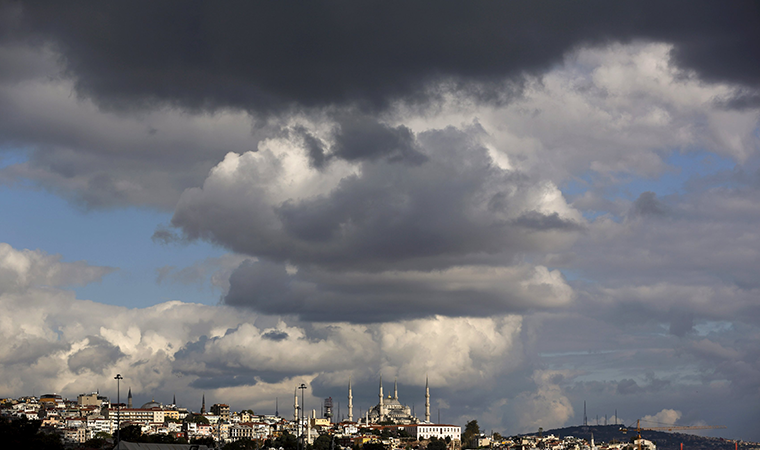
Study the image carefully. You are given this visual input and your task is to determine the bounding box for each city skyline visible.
[1,1,759,441]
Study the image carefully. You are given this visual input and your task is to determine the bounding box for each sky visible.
[1,0,760,441]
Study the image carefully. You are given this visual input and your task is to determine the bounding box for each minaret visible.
[294,388,299,421]
[172,394,176,406]
[307,410,313,443]
[394,378,398,400]
[201,393,206,414]
[424,376,430,423]
[378,376,384,420]
[347,377,354,422]
[127,388,132,409]
[276,397,279,417]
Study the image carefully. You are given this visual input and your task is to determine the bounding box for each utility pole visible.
[114,374,123,449]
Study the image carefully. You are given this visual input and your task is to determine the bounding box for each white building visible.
[108,407,165,428]
[60,427,89,444]
[634,438,656,450]
[229,422,271,441]
[397,424,461,441]
[87,417,114,434]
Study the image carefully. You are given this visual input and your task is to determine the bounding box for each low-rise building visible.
[39,394,65,409]
[60,426,89,444]
[397,424,461,442]
[633,439,656,450]
[211,403,230,420]
[108,407,166,428]
[77,393,102,407]
[87,417,114,434]
[229,422,272,441]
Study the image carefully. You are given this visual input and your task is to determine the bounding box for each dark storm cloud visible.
[261,330,289,342]
[174,343,300,387]
[0,336,69,367]
[172,125,580,271]
[691,326,760,397]
[0,61,262,209]
[223,258,571,322]
[67,336,125,374]
[224,260,305,313]
[668,308,695,337]
[520,175,760,438]
[559,176,760,305]
[715,88,760,110]
[151,225,181,245]
[290,115,425,171]
[629,191,666,217]
[331,116,426,165]
[612,374,671,396]
[6,1,760,113]
[616,378,643,395]
[513,211,585,231]
[291,125,329,169]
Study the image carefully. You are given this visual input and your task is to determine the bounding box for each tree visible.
[0,418,64,450]
[192,436,217,447]
[119,424,143,442]
[187,414,211,425]
[364,442,388,450]
[313,434,332,450]
[224,438,259,450]
[274,431,298,450]
[463,420,480,448]
[118,428,188,445]
[94,431,112,440]
[427,438,447,450]
[82,436,110,450]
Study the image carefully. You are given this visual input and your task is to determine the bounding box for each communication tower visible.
[324,397,333,421]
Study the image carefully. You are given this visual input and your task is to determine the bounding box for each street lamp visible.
[114,374,123,449]
[298,383,307,450]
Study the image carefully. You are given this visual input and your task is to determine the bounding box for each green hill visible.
[516,424,756,450]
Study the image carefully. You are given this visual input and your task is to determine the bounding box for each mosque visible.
[348,376,431,424]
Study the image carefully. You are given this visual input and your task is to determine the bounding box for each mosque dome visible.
[141,399,162,409]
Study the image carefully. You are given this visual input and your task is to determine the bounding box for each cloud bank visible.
[1,1,760,440]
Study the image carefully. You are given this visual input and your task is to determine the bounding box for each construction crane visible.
[641,425,727,431]
[618,420,727,450]
[620,419,727,434]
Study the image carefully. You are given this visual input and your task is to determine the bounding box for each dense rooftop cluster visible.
[0,393,460,449]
